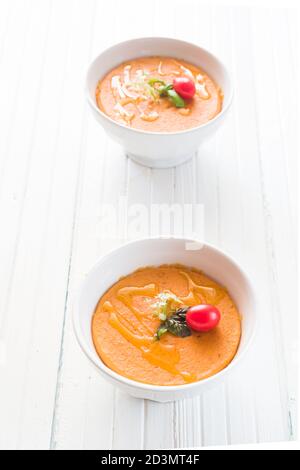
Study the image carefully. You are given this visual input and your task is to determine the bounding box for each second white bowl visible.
[73,238,256,402]
[86,37,233,168]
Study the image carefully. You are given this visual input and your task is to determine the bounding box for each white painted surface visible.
[0,0,297,449]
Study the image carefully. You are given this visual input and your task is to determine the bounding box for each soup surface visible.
[96,56,223,132]
[92,265,241,386]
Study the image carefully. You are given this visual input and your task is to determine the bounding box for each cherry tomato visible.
[173,77,196,99]
[186,305,221,332]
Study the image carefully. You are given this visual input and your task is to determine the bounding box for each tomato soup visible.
[92,265,241,386]
[96,57,223,132]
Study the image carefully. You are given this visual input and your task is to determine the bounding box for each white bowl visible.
[73,238,256,402]
[86,37,233,168]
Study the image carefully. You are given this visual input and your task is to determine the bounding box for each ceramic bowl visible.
[73,238,256,402]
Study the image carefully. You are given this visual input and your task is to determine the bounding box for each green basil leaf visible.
[156,306,191,339]
[165,319,191,337]
[148,79,186,108]
[148,78,166,87]
[156,326,168,340]
[167,89,186,108]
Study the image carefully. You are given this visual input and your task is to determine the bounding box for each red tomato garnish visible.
[173,77,196,99]
[186,305,221,332]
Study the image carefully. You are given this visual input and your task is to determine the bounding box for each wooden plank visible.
[0,0,29,175]
[270,8,297,225]
[250,6,297,440]
[51,134,125,450]
[0,0,35,326]
[0,0,60,449]
[0,0,98,450]
[0,1,15,61]
[209,5,259,446]
[226,6,289,443]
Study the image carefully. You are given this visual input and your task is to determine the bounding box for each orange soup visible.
[96,56,223,132]
[92,265,241,386]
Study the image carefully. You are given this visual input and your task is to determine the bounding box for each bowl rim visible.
[73,236,257,393]
[85,36,234,137]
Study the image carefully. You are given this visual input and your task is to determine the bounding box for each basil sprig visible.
[156,307,191,339]
[148,78,186,108]
[164,88,185,108]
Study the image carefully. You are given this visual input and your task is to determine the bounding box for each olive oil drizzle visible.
[106,270,222,382]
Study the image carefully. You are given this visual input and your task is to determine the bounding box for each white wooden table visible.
[0,0,297,450]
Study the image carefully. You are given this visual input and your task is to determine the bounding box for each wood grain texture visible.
[0,0,297,449]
